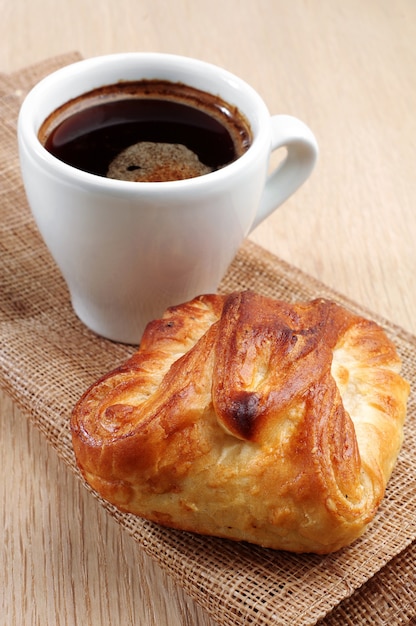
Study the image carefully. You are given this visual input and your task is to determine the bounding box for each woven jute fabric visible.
[1,54,415,626]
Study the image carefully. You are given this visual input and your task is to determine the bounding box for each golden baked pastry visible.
[71,291,409,553]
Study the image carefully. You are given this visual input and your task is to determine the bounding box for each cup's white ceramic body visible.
[18,53,318,343]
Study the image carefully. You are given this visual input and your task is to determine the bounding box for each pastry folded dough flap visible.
[71,291,409,553]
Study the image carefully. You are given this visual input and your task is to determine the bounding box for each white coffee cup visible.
[18,53,318,344]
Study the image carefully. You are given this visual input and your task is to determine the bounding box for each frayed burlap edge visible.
[1,54,415,625]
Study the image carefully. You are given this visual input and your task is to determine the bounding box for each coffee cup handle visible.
[249,115,318,232]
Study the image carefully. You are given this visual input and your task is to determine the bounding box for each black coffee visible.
[39,80,252,182]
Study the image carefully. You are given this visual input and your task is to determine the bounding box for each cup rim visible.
[18,52,272,193]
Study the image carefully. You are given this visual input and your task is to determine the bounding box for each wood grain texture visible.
[0,389,215,626]
[1,1,415,624]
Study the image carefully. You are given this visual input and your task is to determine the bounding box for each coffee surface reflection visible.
[39,80,252,182]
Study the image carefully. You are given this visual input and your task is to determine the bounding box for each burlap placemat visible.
[1,54,415,625]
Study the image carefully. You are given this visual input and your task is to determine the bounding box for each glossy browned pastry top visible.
[71,291,409,553]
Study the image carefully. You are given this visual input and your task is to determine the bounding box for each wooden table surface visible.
[1,1,415,624]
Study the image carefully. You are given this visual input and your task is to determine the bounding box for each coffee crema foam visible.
[39,80,252,182]
[107,141,212,182]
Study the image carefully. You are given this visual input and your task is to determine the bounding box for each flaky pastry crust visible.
[71,291,409,553]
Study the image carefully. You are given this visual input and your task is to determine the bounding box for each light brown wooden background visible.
[1,1,415,624]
